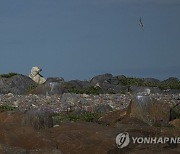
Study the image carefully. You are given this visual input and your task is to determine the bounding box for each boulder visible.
[0,110,53,130]
[115,75,126,80]
[67,80,91,89]
[169,119,180,128]
[45,77,64,84]
[23,110,53,130]
[170,104,180,120]
[90,73,119,86]
[0,111,56,150]
[29,77,67,95]
[117,117,150,126]
[0,74,36,94]
[130,95,170,126]
[0,111,24,124]
[90,74,114,85]
[130,86,161,94]
[45,122,115,154]
[0,143,27,154]
[90,74,123,93]
[94,104,113,113]
[162,77,179,83]
[0,111,180,153]
[98,102,131,125]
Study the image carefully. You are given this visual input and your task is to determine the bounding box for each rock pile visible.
[0,73,179,153]
[0,93,131,113]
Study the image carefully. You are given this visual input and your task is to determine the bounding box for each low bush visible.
[0,105,17,112]
[118,77,180,90]
[53,112,103,125]
[0,73,18,78]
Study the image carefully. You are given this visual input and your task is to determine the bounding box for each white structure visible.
[29,66,46,84]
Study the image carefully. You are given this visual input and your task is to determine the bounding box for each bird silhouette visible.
[139,17,144,31]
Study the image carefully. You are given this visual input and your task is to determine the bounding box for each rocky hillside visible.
[0,73,180,153]
[0,73,180,95]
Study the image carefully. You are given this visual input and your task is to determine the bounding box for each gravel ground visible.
[0,92,179,114]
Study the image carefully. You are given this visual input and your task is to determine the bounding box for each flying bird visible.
[139,17,144,31]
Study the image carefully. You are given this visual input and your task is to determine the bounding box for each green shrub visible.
[26,84,38,92]
[82,86,102,95]
[53,112,103,125]
[0,105,17,112]
[62,83,102,95]
[118,77,180,90]
[0,73,18,78]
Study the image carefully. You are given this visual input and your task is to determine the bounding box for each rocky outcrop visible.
[0,111,180,154]
[98,101,132,125]
[0,73,179,95]
[0,73,180,153]
[23,110,53,130]
[169,119,180,128]
[90,74,127,93]
[162,77,179,83]
[0,74,36,94]
[29,77,66,95]
[143,78,160,83]
[0,93,131,113]
[130,95,171,126]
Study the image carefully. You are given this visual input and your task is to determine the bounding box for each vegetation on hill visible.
[118,77,180,90]
[0,73,18,78]
[26,84,38,93]
[0,105,17,112]
[62,83,103,95]
[53,112,102,125]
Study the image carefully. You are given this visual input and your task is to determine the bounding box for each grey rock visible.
[0,143,27,154]
[0,74,36,95]
[164,89,180,94]
[90,74,113,84]
[90,74,120,86]
[130,86,161,94]
[94,104,113,113]
[28,149,62,154]
[115,75,126,80]
[45,77,64,84]
[131,95,171,126]
[67,80,91,89]
[162,77,179,83]
[170,104,180,120]
[23,109,53,130]
[29,81,67,95]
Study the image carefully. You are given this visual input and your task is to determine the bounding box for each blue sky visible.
[0,0,180,80]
